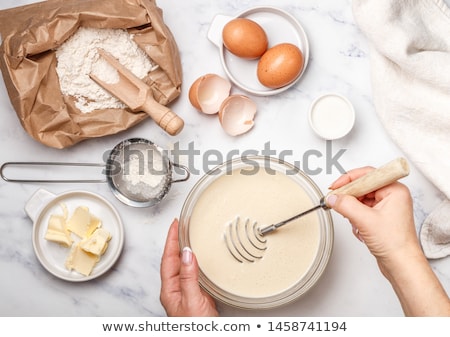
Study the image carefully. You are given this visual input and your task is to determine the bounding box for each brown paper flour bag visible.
[0,0,182,148]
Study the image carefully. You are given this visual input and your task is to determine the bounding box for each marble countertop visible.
[1,0,448,317]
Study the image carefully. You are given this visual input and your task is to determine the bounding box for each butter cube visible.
[80,228,111,256]
[45,214,73,247]
[65,244,99,276]
[66,206,101,238]
[44,203,112,277]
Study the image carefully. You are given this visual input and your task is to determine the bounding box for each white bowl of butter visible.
[179,156,333,309]
[26,188,124,282]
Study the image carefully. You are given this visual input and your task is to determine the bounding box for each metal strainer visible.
[0,138,190,207]
[105,138,189,207]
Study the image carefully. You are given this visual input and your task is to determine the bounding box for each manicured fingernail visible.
[326,194,338,207]
[182,247,193,265]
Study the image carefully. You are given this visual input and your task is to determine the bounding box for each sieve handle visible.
[171,163,190,183]
[0,162,107,183]
[326,157,410,204]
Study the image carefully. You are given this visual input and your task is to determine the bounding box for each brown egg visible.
[257,43,304,89]
[222,18,268,59]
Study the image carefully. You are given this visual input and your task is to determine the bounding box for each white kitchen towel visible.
[421,200,450,258]
[352,0,450,258]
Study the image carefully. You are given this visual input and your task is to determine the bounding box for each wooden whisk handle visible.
[325,157,409,206]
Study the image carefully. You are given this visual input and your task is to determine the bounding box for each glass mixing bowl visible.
[179,156,333,309]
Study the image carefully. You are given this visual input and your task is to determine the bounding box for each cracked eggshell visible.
[188,74,232,114]
[218,95,256,136]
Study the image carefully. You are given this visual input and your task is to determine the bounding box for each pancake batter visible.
[189,166,322,298]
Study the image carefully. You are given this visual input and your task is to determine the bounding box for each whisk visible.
[224,216,267,263]
[224,157,409,263]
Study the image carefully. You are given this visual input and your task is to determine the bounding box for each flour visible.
[55,27,156,113]
[119,148,168,201]
[124,150,165,188]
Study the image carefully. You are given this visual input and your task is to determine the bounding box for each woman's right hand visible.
[326,166,419,269]
[326,166,450,316]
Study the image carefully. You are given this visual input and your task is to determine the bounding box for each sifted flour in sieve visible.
[120,148,167,200]
[125,151,165,188]
[55,27,156,113]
